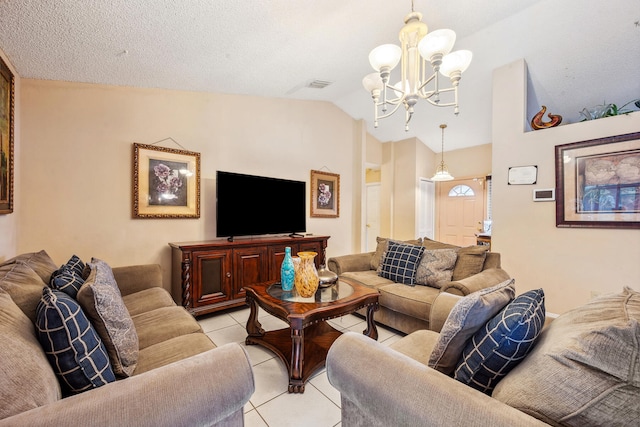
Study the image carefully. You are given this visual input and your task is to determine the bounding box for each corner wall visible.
[492,59,640,314]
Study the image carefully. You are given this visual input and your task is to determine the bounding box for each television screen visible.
[216,171,306,239]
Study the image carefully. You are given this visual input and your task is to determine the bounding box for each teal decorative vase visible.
[281,247,295,291]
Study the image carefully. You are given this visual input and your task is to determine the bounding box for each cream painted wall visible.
[19,79,357,299]
[492,59,640,314]
[0,49,19,262]
[443,144,492,179]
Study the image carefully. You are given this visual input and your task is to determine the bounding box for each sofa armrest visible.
[112,264,163,296]
[0,343,254,427]
[327,252,373,275]
[440,267,511,296]
[429,292,463,333]
[327,333,547,427]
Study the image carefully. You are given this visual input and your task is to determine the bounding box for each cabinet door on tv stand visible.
[233,246,269,299]
[192,250,233,307]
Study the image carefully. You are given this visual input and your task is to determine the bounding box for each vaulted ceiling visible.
[0,0,638,152]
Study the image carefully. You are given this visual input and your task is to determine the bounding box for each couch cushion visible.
[0,261,47,323]
[370,237,423,270]
[454,289,545,394]
[452,246,489,281]
[123,287,176,317]
[132,305,203,350]
[35,288,116,395]
[421,238,459,250]
[77,259,139,377]
[0,290,60,420]
[341,270,395,290]
[415,248,458,288]
[493,287,640,426]
[378,283,440,321]
[378,242,425,285]
[1,250,58,283]
[134,332,216,375]
[390,329,440,366]
[428,279,515,375]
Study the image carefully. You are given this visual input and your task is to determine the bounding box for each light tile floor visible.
[198,307,403,427]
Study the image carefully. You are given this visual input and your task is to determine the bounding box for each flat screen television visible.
[216,170,306,240]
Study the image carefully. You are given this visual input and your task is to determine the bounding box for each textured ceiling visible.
[0,0,638,153]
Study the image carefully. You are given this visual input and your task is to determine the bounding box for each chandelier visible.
[431,124,454,181]
[362,1,472,131]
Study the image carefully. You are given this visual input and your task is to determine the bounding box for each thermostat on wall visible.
[533,188,555,202]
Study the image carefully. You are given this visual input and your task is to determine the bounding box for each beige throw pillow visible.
[415,248,458,288]
[77,259,139,377]
[428,278,516,375]
[492,287,640,426]
[452,245,489,281]
[0,261,47,323]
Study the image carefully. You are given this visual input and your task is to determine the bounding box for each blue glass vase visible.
[281,247,295,291]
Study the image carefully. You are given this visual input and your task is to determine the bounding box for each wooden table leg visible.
[363,303,379,341]
[289,327,305,393]
[245,295,264,341]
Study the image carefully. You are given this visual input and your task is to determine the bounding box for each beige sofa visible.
[328,237,510,334]
[327,287,640,426]
[0,251,254,426]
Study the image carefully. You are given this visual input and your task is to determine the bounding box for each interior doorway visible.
[365,183,381,252]
[436,178,486,246]
[418,178,435,240]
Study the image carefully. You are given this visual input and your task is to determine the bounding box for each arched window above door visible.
[448,185,475,197]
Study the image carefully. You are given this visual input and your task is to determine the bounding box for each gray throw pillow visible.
[415,248,458,288]
[428,279,515,375]
[77,258,139,377]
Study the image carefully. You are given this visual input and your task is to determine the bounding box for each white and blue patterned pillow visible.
[36,287,115,394]
[378,242,425,285]
[454,289,545,394]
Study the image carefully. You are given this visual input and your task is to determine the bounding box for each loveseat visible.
[0,250,255,426]
[327,285,640,426]
[328,237,510,334]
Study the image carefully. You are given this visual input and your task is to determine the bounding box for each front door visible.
[436,178,486,246]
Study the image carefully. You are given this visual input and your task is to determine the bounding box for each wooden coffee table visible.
[244,278,379,393]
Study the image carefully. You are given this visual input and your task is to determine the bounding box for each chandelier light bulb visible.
[368,44,402,72]
[362,73,384,92]
[418,29,456,62]
[440,50,473,77]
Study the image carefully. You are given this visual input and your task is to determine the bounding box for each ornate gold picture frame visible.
[133,143,200,218]
[310,170,340,218]
[0,56,14,214]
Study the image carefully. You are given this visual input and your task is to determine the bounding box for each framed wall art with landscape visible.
[0,55,14,214]
[310,170,340,218]
[555,132,640,229]
[133,143,201,218]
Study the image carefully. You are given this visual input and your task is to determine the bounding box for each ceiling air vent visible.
[306,79,333,89]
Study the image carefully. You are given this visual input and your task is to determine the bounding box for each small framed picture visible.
[310,170,340,218]
[0,55,15,214]
[133,143,200,218]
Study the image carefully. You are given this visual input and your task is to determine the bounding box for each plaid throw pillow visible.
[378,242,425,285]
[454,289,545,394]
[36,288,115,394]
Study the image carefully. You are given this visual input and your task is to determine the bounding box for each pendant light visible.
[431,124,454,181]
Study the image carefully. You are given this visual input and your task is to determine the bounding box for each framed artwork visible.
[133,143,200,218]
[555,132,640,229]
[310,170,340,218]
[0,56,14,214]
